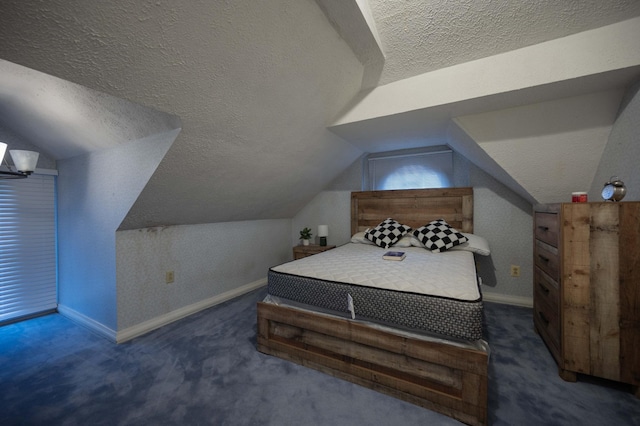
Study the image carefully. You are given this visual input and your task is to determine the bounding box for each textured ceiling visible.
[1,1,640,227]
[0,60,180,160]
[329,3,640,204]
[456,89,626,204]
[0,1,363,229]
[369,0,640,86]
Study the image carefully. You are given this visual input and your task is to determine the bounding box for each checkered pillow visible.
[413,219,468,253]
[364,218,411,249]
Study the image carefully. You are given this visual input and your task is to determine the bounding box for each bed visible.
[257,188,488,425]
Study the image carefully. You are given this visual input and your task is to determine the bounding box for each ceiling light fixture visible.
[0,142,40,179]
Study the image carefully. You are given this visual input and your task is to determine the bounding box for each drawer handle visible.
[538,311,549,325]
[538,282,549,295]
[537,225,549,231]
[538,254,550,262]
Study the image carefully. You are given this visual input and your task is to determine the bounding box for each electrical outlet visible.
[166,271,175,284]
[510,265,521,277]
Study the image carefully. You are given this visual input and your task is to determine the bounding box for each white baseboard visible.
[59,281,529,342]
[57,304,117,341]
[58,278,266,343]
[483,292,533,308]
[115,278,267,343]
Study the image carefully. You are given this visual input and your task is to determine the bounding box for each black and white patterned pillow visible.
[364,218,411,249]
[413,219,468,253]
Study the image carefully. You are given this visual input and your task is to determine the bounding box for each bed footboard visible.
[257,302,488,426]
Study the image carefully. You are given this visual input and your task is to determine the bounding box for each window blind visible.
[366,148,453,190]
[0,174,57,325]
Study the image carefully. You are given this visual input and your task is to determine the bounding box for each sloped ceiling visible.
[370,0,640,86]
[330,2,640,204]
[0,1,363,229]
[1,1,640,228]
[455,90,626,203]
[0,60,181,160]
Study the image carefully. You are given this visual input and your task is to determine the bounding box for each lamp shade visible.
[9,150,39,173]
[0,142,7,163]
[318,225,329,237]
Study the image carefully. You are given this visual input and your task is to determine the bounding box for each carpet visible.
[1,287,638,425]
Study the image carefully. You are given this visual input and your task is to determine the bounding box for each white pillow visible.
[351,231,415,248]
[411,232,490,256]
[351,231,374,245]
[449,233,491,256]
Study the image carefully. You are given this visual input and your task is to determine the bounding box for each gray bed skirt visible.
[267,269,483,342]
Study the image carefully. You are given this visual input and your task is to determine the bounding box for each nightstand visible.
[293,244,336,260]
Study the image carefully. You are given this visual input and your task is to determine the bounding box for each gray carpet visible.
[1,287,639,425]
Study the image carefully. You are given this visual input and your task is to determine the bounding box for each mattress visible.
[268,243,483,341]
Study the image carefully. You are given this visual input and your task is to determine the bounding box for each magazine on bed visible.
[382,251,405,261]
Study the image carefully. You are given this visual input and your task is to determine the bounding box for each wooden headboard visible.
[351,188,473,235]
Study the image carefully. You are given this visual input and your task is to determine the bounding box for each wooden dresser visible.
[533,202,640,396]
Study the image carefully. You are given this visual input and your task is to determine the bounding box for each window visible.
[365,147,453,190]
[0,174,57,325]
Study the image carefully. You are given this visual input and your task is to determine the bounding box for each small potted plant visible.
[299,227,312,246]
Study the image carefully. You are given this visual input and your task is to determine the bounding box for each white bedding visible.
[272,242,480,302]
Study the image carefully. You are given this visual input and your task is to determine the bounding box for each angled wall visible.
[590,79,640,201]
[294,148,534,306]
[115,218,291,341]
[57,128,180,335]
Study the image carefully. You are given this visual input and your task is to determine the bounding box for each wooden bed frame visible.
[257,188,488,426]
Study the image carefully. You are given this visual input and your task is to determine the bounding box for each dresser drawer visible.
[534,262,562,364]
[534,240,560,281]
[534,287,561,355]
[535,212,559,247]
[534,267,559,313]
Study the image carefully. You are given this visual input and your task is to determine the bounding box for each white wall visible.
[292,154,365,248]
[294,150,534,305]
[590,79,640,201]
[57,129,178,331]
[116,219,291,331]
[296,81,640,305]
[291,191,353,249]
[467,160,533,303]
